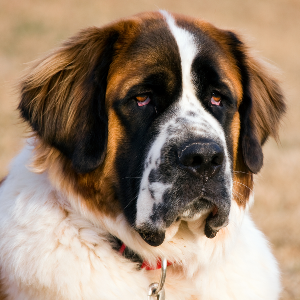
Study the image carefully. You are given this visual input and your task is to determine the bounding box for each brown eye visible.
[211,93,221,106]
[136,95,151,106]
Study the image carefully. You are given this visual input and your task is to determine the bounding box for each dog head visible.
[19,11,285,246]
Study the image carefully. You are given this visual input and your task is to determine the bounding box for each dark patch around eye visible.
[111,20,184,234]
[192,55,222,98]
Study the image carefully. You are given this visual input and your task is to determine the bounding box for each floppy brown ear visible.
[228,32,286,174]
[18,27,119,173]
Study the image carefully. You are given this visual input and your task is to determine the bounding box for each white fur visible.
[136,11,232,229]
[160,10,198,92]
[0,12,280,299]
[0,144,280,300]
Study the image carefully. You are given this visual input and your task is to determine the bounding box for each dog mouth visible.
[137,197,230,246]
[204,204,229,238]
[180,198,229,239]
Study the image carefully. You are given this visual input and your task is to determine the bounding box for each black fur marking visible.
[227,31,264,173]
[114,22,182,230]
[149,169,159,184]
[70,34,118,173]
[155,158,160,167]
[190,42,237,171]
[148,186,155,200]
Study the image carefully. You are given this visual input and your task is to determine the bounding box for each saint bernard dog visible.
[0,11,286,300]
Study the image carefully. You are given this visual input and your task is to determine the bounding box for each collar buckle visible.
[147,258,167,300]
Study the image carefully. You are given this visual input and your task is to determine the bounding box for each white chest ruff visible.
[0,146,280,300]
[0,10,285,300]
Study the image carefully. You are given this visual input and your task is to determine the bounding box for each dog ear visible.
[18,27,119,173]
[228,32,286,174]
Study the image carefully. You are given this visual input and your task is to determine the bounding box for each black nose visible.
[178,140,224,177]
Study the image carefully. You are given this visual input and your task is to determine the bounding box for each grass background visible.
[0,0,299,298]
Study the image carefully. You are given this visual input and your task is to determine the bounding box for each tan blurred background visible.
[0,0,299,298]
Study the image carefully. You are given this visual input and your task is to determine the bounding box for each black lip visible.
[204,210,229,238]
[137,228,166,247]
[183,196,230,239]
[137,197,230,246]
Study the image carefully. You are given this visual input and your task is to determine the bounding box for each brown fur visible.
[22,12,179,219]
[235,45,285,206]
[20,12,175,219]
[31,137,122,218]
[21,12,285,214]
[175,13,285,206]
[21,16,146,218]
[191,17,285,207]
[199,20,284,206]
[235,57,285,206]
[247,56,285,144]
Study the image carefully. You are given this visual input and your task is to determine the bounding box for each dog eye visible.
[136,95,151,106]
[211,92,222,106]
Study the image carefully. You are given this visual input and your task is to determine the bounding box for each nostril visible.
[211,153,224,166]
[179,152,203,167]
[178,140,224,178]
[190,155,203,167]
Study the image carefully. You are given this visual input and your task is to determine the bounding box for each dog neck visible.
[112,236,172,270]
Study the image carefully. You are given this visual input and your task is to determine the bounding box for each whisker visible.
[233,171,250,175]
[232,189,244,199]
[123,195,138,210]
[232,191,244,203]
[233,181,253,193]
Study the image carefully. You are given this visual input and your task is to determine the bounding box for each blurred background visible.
[0,0,299,298]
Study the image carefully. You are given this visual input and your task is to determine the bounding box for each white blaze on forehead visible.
[161,11,227,142]
[135,12,232,229]
[136,12,200,228]
[160,10,197,92]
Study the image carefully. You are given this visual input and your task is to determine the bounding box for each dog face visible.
[19,11,285,246]
[113,13,235,245]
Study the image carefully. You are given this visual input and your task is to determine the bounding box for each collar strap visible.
[118,241,172,270]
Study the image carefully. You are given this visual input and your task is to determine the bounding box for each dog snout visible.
[178,140,224,177]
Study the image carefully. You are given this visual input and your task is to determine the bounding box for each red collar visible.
[119,243,172,270]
